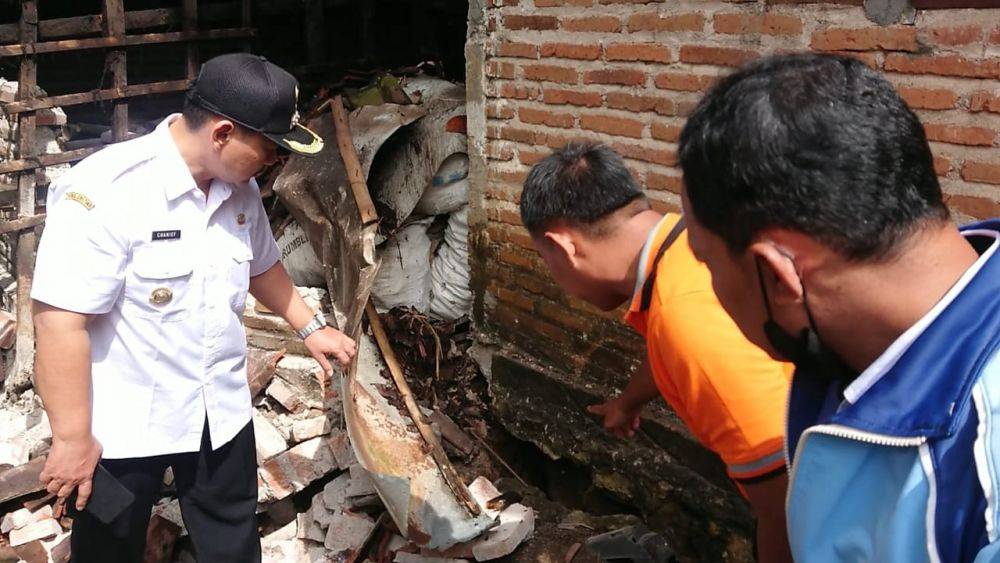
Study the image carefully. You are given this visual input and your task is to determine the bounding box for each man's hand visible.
[39,435,102,517]
[304,326,357,376]
[587,397,643,439]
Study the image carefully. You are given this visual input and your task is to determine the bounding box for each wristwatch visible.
[296,311,327,340]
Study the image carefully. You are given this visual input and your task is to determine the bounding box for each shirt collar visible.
[843,228,999,405]
[629,214,672,308]
[154,114,202,202]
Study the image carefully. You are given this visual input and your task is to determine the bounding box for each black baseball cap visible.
[186,53,323,156]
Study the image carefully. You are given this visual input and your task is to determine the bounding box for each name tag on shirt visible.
[152,230,181,241]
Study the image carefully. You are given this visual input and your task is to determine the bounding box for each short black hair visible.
[182,92,218,130]
[679,52,949,261]
[520,142,647,235]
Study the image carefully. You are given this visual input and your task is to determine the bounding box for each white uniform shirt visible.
[32,115,281,459]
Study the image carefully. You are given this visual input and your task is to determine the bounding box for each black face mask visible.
[755,259,856,385]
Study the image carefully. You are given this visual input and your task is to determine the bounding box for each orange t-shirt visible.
[625,214,793,480]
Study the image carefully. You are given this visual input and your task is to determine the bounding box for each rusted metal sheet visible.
[272,100,494,550]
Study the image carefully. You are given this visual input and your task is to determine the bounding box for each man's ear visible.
[542,229,578,266]
[749,241,803,306]
[210,119,237,149]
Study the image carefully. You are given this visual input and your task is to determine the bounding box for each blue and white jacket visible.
[786,219,1000,563]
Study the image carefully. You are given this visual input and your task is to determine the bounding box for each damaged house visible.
[2,0,1000,562]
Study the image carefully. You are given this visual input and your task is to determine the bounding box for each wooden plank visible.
[4,79,192,114]
[0,3,243,44]
[0,28,256,57]
[102,0,128,142]
[0,147,103,175]
[183,0,199,79]
[12,0,38,396]
[330,96,378,225]
[0,214,45,235]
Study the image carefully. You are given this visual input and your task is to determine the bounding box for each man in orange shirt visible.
[520,142,792,562]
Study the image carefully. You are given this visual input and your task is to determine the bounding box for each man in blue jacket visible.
[678,52,1000,562]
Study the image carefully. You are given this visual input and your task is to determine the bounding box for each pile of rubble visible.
[0,287,534,563]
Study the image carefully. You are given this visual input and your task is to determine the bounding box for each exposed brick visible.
[712,13,803,36]
[497,41,539,59]
[498,126,538,144]
[679,45,758,67]
[496,287,535,312]
[486,141,516,161]
[541,42,601,60]
[486,101,516,119]
[605,42,672,63]
[897,87,957,110]
[579,113,645,138]
[651,122,682,142]
[611,142,677,166]
[486,61,516,79]
[523,64,579,84]
[505,14,559,31]
[520,148,550,166]
[605,91,675,116]
[992,25,1000,44]
[884,54,1000,79]
[924,123,995,147]
[933,155,951,176]
[924,24,983,46]
[489,168,529,185]
[654,71,715,92]
[811,27,919,52]
[534,0,563,5]
[947,194,1000,218]
[543,88,603,107]
[519,107,575,128]
[676,99,699,117]
[627,12,704,32]
[961,160,1000,185]
[562,15,622,32]
[970,91,1000,114]
[583,68,647,86]
[537,300,592,333]
[499,83,541,100]
[828,50,881,69]
[646,171,683,193]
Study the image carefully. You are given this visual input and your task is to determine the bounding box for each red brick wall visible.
[467,1,1000,388]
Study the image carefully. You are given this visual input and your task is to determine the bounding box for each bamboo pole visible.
[329,96,379,225]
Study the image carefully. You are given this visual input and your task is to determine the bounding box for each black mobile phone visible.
[65,463,135,524]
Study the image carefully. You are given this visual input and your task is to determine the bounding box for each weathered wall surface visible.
[465,0,1000,558]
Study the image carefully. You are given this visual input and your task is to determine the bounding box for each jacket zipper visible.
[786,424,926,515]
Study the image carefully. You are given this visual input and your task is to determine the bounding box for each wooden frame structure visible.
[1,0,254,393]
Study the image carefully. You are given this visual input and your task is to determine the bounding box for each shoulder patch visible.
[65,191,94,210]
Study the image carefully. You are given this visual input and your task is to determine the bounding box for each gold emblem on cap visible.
[237,213,246,225]
[285,126,324,155]
[150,287,173,306]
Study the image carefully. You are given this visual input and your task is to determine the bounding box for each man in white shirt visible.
[30,53,355,562]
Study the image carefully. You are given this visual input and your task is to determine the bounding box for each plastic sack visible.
[429,206,472,321]
[276,220,325,287]
[412,153,469,216]
[372,217,434,313]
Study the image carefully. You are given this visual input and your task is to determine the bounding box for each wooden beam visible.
[0,214,45,235]
[0,28,256,58]
[0,3,244,44]
[183,0,199,79]
[102,0,128,142]
[12,0,38,397]
[0,147,104,175]
[330,96,379,226]
[4,79,192,114]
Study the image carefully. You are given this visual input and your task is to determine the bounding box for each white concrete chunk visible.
[266,378,306,414]
[291,416,329,443]
[1,505,51,534]
[253,410,289,462]
[0,441,30,467]
[467,477,503,520]
[470,504,535,561]
[345,464,377,498]
[8,518,62,547]
[323,511,375,552]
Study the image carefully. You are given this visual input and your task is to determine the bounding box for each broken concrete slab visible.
[470,504,534,561]
[9,517,61,546]
[1,504,51,534]
[345,464,376,498]
[247,348,286,398]
[291,416,329,443]
[258,437,338,502]
[296,511,326,543]
[323,510,375,552]
[253,410,289,462]
[328,432,356,468]
[322,472,351,511]
[266,378,307,414]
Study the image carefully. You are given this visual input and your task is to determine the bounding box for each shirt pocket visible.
[229,229,254,313]
[124,243,195,322]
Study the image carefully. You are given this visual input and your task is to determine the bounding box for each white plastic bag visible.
[276,221,325,288]
[372,217,434,313]
[429,207,472,321]
[413,153,469,216]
